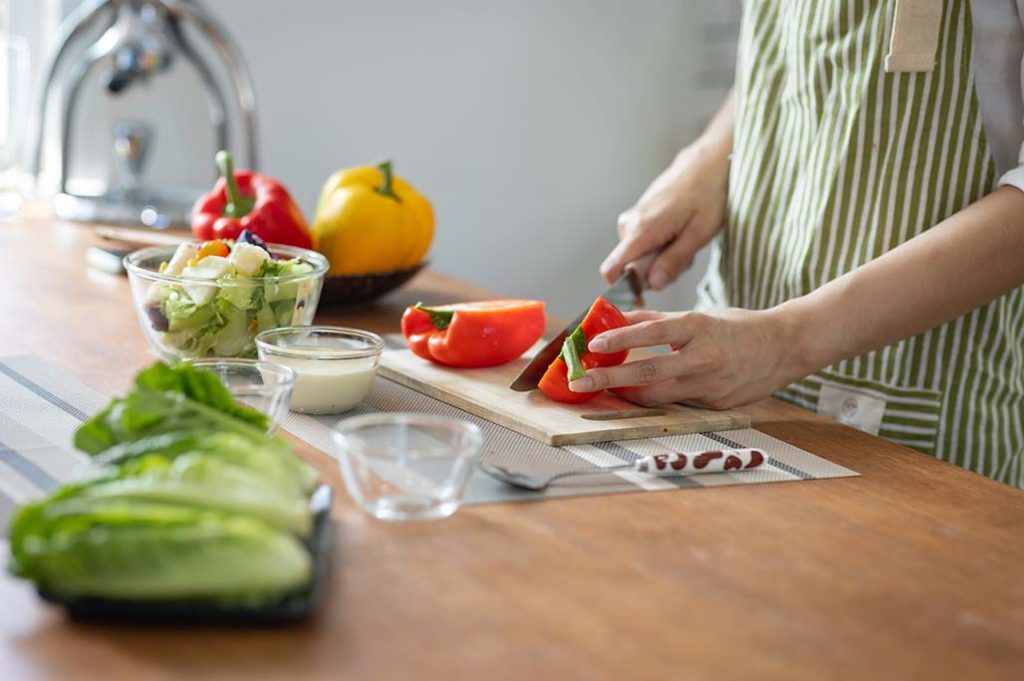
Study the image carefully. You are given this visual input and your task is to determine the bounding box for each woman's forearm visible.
[778,186,1024,375]
[676,89,735,178]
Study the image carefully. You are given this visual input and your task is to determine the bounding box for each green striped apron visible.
[698,0,1024,488]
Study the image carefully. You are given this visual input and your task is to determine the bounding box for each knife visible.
[510,253,656,391]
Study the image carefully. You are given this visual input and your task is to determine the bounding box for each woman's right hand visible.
[600,92,735,291]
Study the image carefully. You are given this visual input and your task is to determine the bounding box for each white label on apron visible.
[817,383,886,436]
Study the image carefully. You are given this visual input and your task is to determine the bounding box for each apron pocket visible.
[777,370,943,455]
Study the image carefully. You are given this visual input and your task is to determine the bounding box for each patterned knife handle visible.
[635,448,766,476]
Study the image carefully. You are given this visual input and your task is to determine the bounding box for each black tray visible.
[38,485,335,625]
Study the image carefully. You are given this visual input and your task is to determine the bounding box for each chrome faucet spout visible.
[32,0,259,227]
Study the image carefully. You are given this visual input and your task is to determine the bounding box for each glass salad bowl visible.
[125,243,328,361]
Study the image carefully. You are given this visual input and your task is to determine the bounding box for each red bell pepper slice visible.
[401,300,546,368]
[538,297,629,403]
[191,150,312,249]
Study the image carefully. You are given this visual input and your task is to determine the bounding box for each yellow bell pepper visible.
[311,160,434,276]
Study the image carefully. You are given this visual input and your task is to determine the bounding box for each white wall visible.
[33,0,739,317]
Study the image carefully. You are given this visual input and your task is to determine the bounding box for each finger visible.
[615,208,637,239]
[647,219,712,290]
[621,310,665,324]
[600,235,657,284]
[599,213,665,283]
[588,316,695,353]
[568,354,681,392]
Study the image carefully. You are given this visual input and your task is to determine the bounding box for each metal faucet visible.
[31,0,258,227]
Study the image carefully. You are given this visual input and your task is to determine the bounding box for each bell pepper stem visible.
[375,160,402,202]
[562,327,588,383]
[215,150,255,218]
[414,302,454,330]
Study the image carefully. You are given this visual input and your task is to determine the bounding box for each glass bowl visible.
[188,358,296,433]
[256,326,384,415]
[124,243,328,361]
[332,413,484,521]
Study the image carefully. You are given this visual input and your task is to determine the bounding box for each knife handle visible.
[624,252,658,291]
[635,448,766,476]
[622,252,659,306]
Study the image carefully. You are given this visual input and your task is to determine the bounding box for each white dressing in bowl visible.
[256,327,385,415]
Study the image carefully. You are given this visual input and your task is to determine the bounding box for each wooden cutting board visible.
[379,346,750,446]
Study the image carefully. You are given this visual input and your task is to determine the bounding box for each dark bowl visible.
[319,261,427,307]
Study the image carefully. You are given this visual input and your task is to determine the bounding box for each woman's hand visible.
[567,308,807,409]
[600,92,735,291]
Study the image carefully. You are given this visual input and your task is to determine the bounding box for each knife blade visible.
[510,253,656,392]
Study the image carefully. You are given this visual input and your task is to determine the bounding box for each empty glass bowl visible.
[188,359,296,433]
[332,413,484,521]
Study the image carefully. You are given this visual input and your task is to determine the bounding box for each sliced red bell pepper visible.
[401,300,546,368]
[538,296,629,403]
[191,150,312,249]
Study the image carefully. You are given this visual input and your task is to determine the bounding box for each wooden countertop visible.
[1,219,1022,681]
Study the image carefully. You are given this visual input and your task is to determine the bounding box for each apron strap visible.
[885,0,944,73]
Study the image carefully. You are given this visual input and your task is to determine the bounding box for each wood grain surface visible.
[1,219,1022,681]
[380,346,750,444]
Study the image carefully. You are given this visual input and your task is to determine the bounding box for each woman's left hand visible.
[568,308,806,409]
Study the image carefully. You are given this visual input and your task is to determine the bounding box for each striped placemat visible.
[0,355,859,528]
[0,356,102,525]
[282,378,858,505]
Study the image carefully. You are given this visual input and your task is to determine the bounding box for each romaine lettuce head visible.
[9,499,311,602]
[60,452,312,535]
[74,363,317,494]
[8,361,322,604]
[92,430,314,499]
[75,395,317,495]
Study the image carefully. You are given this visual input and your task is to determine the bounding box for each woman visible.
[576,0,1024,488]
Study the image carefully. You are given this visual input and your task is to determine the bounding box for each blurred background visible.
[2,0,739,316]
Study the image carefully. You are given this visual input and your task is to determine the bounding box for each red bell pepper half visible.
[538,297,629,404]
[401,300,546,368]
[192,150,313,249]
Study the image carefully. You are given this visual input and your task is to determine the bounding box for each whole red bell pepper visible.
[401,300,545,368]
[191,150,312,249]
[538,297,629,403]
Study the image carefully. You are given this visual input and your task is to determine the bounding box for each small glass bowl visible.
[187,358,296,433]
[255,326,385,415]
[332,413,484,521]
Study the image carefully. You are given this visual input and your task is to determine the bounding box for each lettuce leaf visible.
[49,452,311,535]
[9,499,310,602]
[132,362,267,430]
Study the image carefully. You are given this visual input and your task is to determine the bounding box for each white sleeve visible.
[997,0,1024,191]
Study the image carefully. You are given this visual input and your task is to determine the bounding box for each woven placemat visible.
[282,376,858,505]
[0,355,858,529]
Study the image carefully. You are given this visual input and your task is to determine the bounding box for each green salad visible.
[8,362,319,603]
[143,231,317,358]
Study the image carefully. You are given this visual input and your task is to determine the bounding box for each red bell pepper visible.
[401,300,545,368]
[192,150,313,249]
[538,297,629,403]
